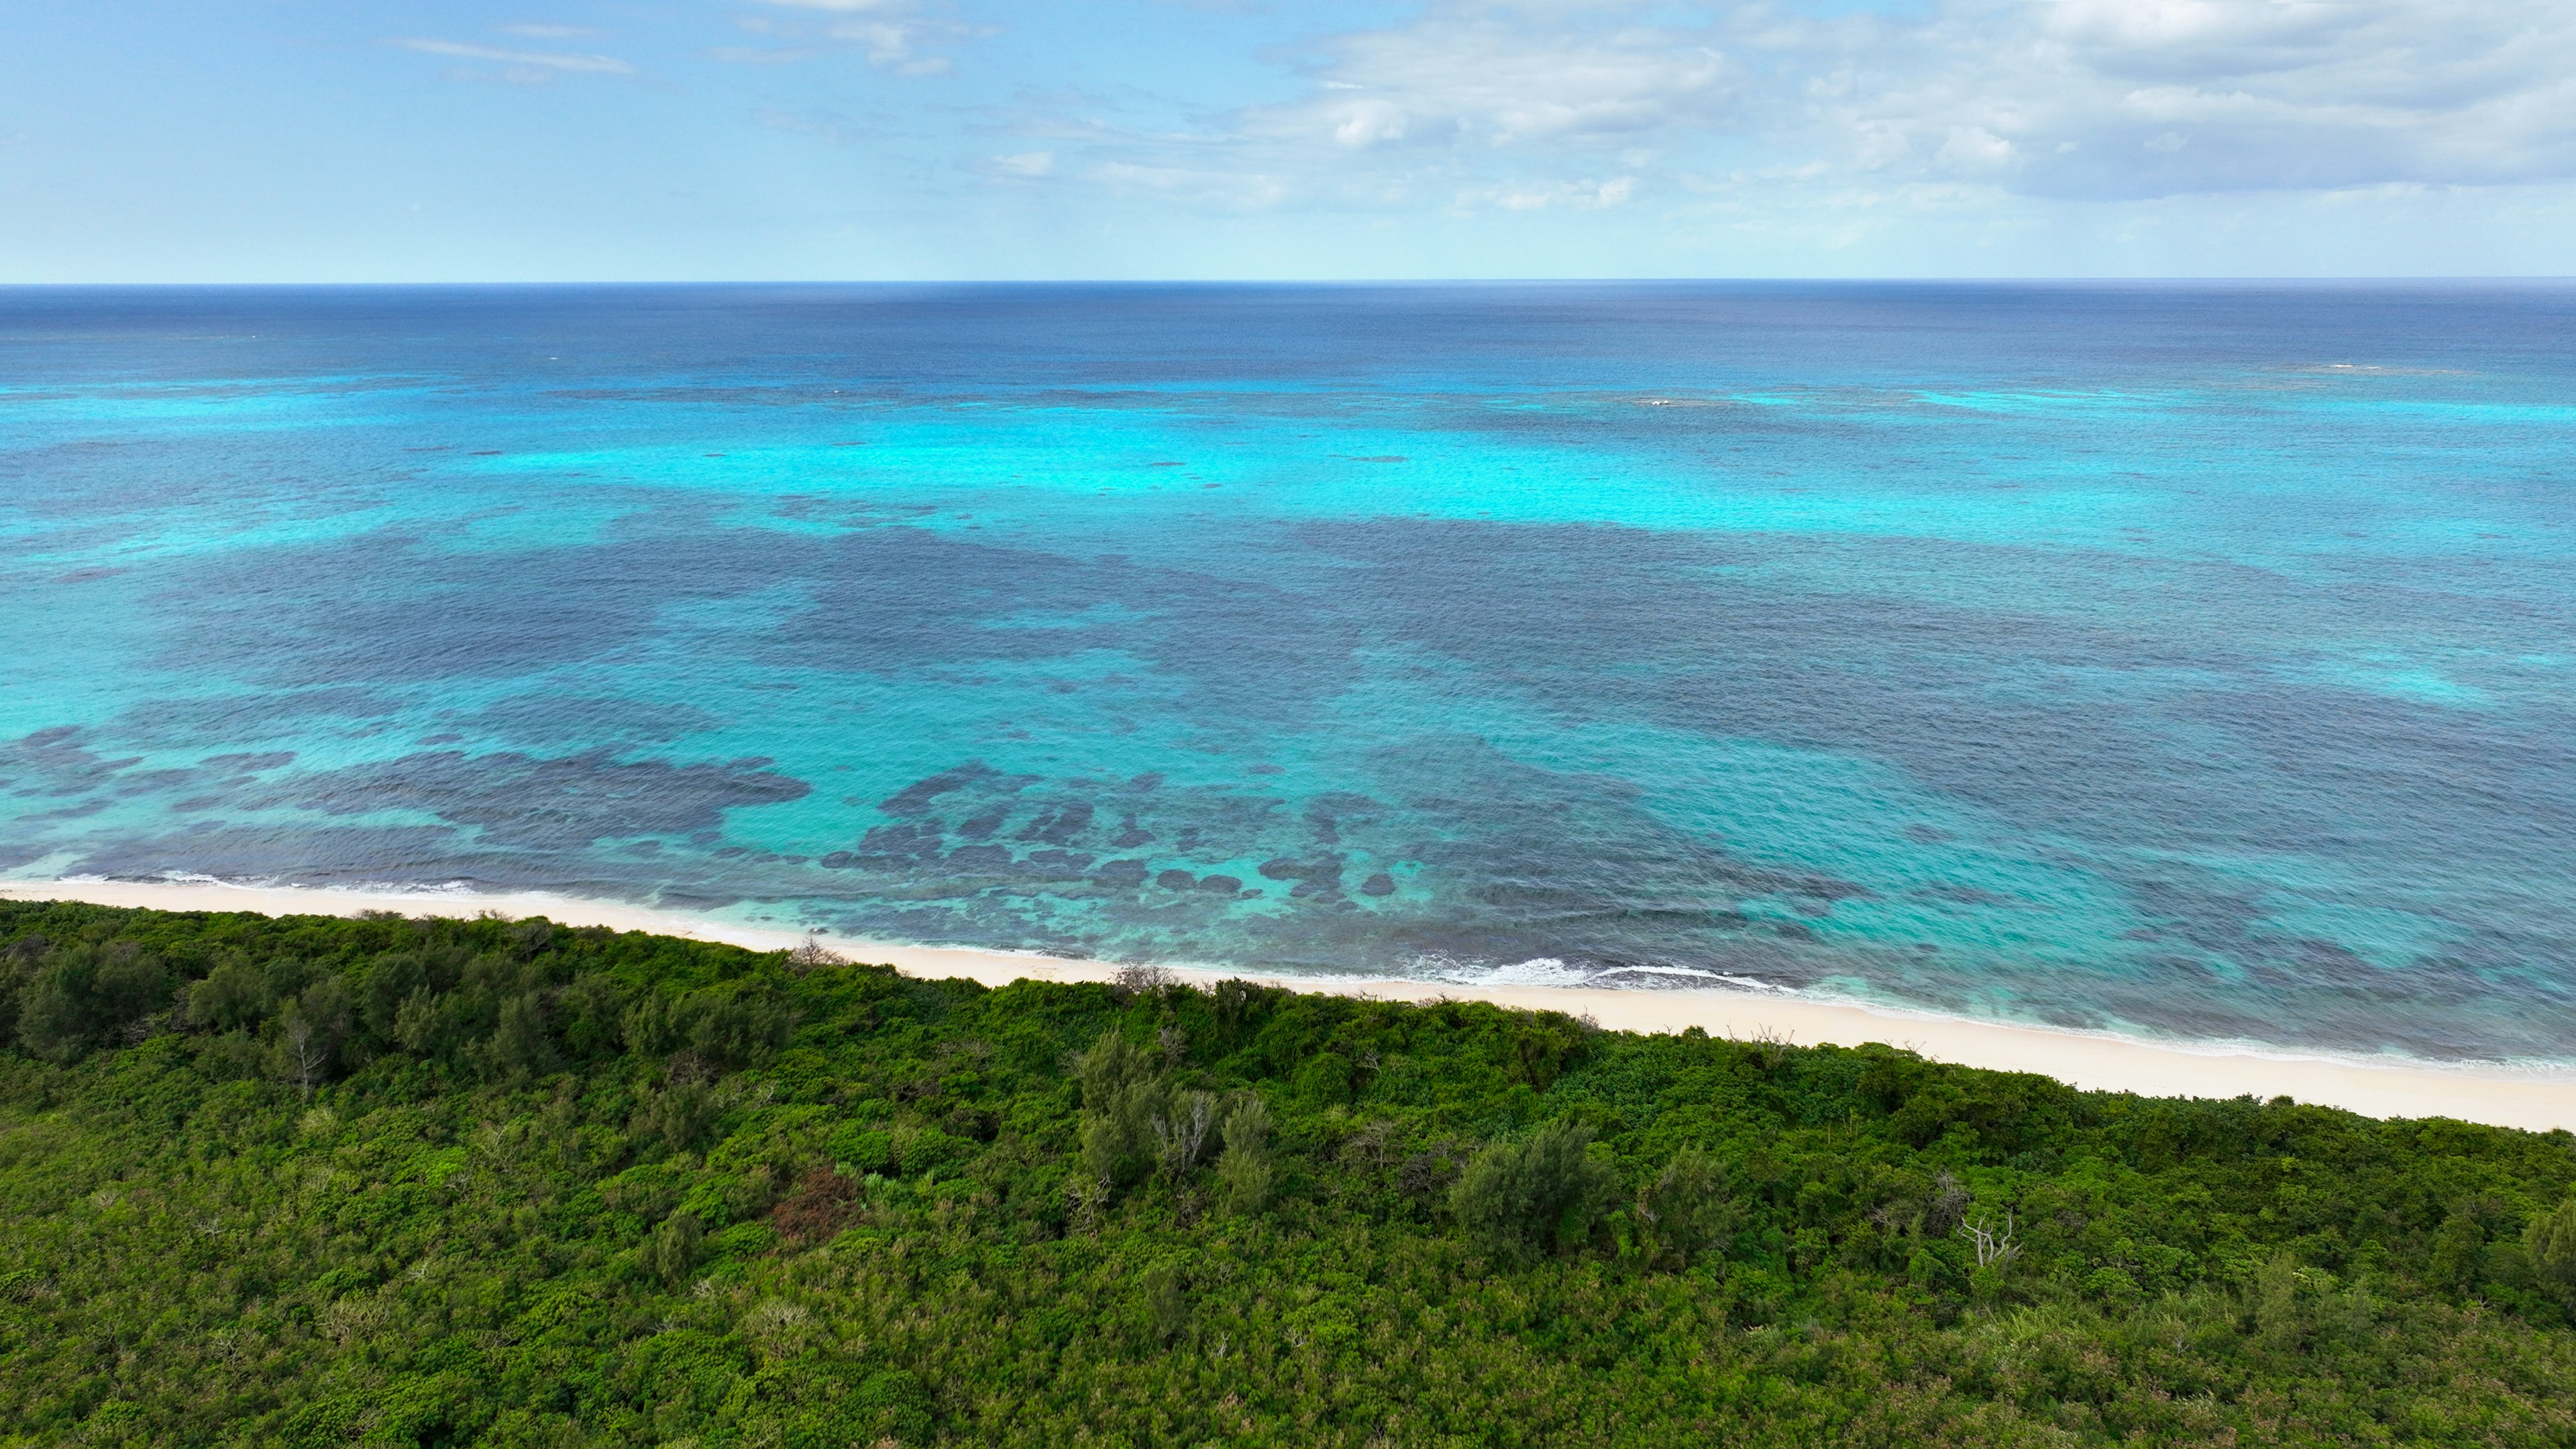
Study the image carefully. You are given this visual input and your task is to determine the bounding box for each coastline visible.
[7,874,2573,1133]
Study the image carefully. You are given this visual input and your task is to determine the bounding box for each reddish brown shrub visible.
[770,1169,865,1246]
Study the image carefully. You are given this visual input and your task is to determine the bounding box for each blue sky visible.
[5,0,2574,280]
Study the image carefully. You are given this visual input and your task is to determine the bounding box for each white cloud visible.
[1252,11,1735,152]
[838,19,938,68]
[1032,0,2576,221]
[719,0,968,73]
[991,150,1056,176]
[1466,174,1638,209]
[1332,99,1409,148]
[1022,4,1738,214]
[396,38,634,76]
[1095,161,1287,209]
[1794,0,2576,199]
[1933,125,2014,175]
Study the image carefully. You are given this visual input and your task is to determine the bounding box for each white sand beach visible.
[7,874,2572,1133]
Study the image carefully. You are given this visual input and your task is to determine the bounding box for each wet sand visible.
[8,875,2572,1132]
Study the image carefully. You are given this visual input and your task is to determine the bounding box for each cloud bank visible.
[1006,0,2576,217]
[32,0,2575,279]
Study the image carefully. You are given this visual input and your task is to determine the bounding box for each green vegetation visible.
[4,901,2575,1446]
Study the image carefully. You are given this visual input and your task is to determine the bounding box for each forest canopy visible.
[3,900,2574,1446]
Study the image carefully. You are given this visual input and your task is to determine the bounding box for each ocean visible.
[5,282,2572,1061]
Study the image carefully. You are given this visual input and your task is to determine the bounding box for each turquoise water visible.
[5,283,2573,1059]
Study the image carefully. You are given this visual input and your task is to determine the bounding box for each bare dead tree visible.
[1154,1090,1216,1179]
[1114,963,1179,1000]
[284,1014,329,1102]
[1067,1174,1109,1234]
[1957,1210,2021,1271]
[1340,1118,1397,1171]
[784,936,825,969]
[786,934,847,971]
[1729,1024,1795,1071]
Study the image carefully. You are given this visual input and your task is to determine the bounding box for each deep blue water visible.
[5,282,2573,1059]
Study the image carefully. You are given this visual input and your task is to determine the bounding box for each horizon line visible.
[6,274,2575,288]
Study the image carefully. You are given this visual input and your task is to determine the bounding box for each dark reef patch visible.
[1015,804,1094,846]
[882,762,1006,815]
[3,726,146,798]
[251,748,812,851]
[201,751,296,772]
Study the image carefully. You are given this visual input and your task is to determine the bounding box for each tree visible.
[2526,1197,2576,1307]
[1073,1026,1158,1106]
[1451,1121,1617,1256]
[1637,1148,1733,1269]
[2253,1252,2306,1358]
[1138,1262,1187,1343]
[16,953,98,1063]
[1153,1090,1215,1181]
[2431,1206,2489,1291]
[637,1082,716,1155]
[1957,1208,2021,1297]
[1074,1028,1167,1190]
[186,956,271,1034]
[556,974,626,1058]
[482,991,557,1083]
[623,991,684,1059]
[1215,1093,1276,1215]
[785,934,846,971]
[1110,963,1177,1000]
[360,951,427,1043]
[688,982,794,1071]
[277,1011,329,1100]
[1217,1148,1274,1217]
[17,943,168,1063]
[645,1211,703,1285]
[270,977,352,1099]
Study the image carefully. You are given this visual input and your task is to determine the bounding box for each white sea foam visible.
[1418,953,1788,994]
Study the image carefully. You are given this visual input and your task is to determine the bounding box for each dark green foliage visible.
[188,955,272,1034]
[5,902,2576,1447]
[1450,1119,1619,1256]
[16,938,167,1061]
[482,990,556,1083]
[2530,1195,2576,1308]
[684,979,793,1073]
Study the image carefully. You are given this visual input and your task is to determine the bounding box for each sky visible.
[4,0,2575,280]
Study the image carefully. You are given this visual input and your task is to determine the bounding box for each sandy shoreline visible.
[7,874,2573,1133]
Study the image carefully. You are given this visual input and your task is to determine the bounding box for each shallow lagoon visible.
[5,282,2572,1058]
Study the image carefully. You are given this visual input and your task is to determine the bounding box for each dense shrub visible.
[3,900,2576,1446]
